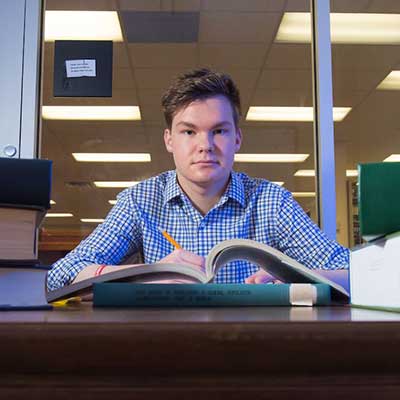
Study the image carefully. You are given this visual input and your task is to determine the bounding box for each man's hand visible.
[245,269,281,284]
[158,249,206,273]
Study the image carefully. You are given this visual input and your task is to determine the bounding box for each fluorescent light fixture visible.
[80,219,105,223]
[246,107,351,122]
[384,154,400,162]
[377,71,400,90]
[235,154,309,163]
[72,153,151,162]
[50,200,56,205]
[42,106,141,121]
[109,200,117,205]
[292,192,316,198]
[45,213,73,218]
[346,169,358,177]
[295,169,358,177]
[273,182,284,186]
[45,11,123,42]
[94,181,140,188]
[276,13,400,44]
[294,169,315,177]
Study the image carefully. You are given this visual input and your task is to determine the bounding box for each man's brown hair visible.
[161,68,242,129]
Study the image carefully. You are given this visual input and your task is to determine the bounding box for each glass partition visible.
[39,0,317,262]
[330,1,400,247]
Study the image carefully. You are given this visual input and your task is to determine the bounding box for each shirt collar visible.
[162,170,246,208]
[163,170,182,205]
[222,171,246,208]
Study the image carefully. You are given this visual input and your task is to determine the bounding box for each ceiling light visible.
[80,219,105,223]
[276,13,400,44]
[384,154,400,162]
[246,107,351,122]
[377,71,400,90]
[294,169,358,177]
[44,11,123,42]
[50,200,56,205]
[346,170,358,177]
[292,192,316,198]
[72,153,151,162]
[109,200,117,205]
[294,169,315,177]
[94,181,140,188]
[45,213,73,218]
[42,106,141,121]
[235,154,309,163]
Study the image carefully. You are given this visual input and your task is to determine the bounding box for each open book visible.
[46,238,349,302]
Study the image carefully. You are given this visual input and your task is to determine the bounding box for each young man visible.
[47,68,349,291]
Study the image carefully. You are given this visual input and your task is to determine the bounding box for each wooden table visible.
[1,304,400,399]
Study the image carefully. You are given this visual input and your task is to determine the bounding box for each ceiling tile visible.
[45,0,117,11]
[258,69,312,90]
[134,68,185,90]
[121,11,199,43]
[332,45,400,70]
[199,12,281,43]
[264,44,312,69]
[118,0,163,11]
[201,0,285,12]
[128,44,197,68]
[199,44,266,69]
[113,68,136,89]
[251,89,312,106]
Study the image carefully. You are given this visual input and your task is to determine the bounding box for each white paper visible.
[350,233,400,308]
[65,59,96,78]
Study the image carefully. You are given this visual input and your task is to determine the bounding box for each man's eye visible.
[214,129,226,135]
[183,130,194,135]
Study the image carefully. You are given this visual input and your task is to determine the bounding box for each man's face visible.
[164,95,242,192]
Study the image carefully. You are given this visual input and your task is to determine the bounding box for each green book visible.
[93,283,332,307]
[358,162,400,240]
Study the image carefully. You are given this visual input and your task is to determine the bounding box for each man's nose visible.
[198,132,214,152]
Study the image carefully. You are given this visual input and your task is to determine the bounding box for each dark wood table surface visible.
[1,304,400,399]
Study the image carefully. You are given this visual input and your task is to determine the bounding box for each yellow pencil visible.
[51,296,82,307]
[160,229,182,249]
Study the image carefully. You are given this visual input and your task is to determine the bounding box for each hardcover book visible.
[46,238,349,303]
[358,162,400,240]
[0,207,45,262]
[93,283,332,307]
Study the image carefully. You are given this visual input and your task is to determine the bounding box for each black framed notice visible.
[53,40,113,97]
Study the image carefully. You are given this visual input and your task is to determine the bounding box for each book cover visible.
[358,162,400,240]
[0,266,52,310]
[93,283,332,307]
[0,158,52,210]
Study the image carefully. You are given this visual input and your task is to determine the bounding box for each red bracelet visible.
[95,264,107,276]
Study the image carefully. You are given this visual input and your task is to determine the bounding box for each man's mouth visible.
[193,160,218,165]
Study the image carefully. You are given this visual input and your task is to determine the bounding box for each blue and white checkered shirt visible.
[47,170,349,291]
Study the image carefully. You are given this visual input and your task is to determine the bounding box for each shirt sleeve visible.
[46,189,142,291]
[275,189,350,270]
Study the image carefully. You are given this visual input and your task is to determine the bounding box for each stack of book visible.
[350,162,400,311]
[0,157,52,309]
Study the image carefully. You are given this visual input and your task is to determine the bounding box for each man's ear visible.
[164,129,173,153]
[235,128,243,152]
